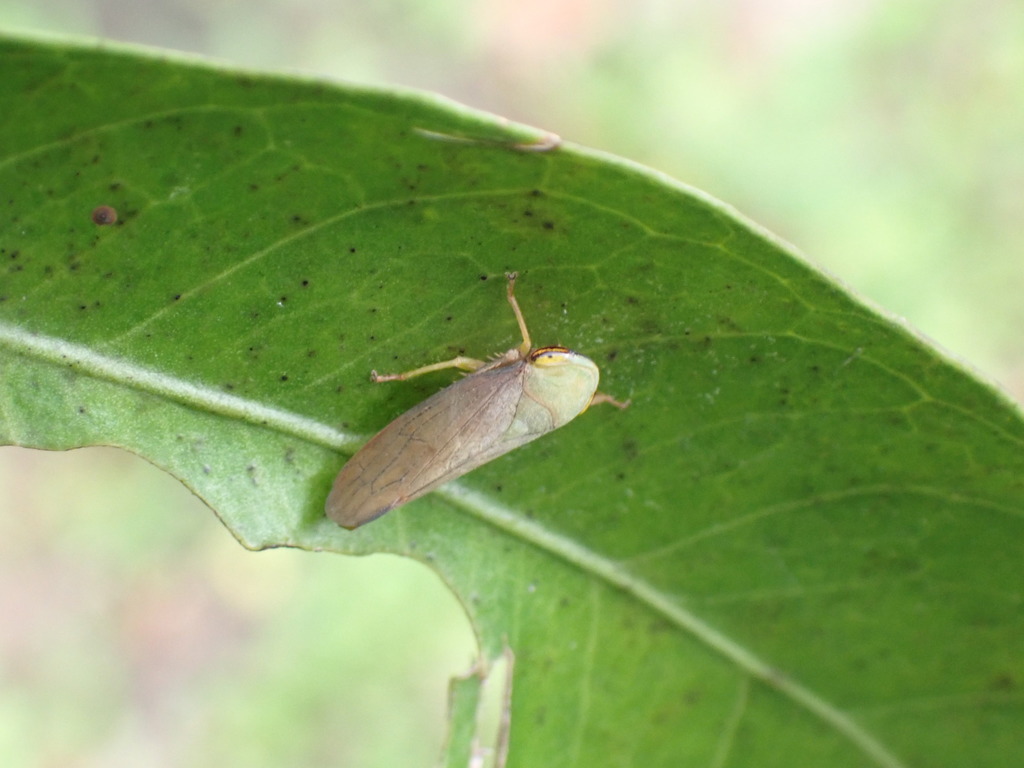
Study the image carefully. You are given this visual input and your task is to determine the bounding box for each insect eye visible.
[530,346,574,365]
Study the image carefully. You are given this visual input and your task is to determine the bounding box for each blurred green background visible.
[1,1,1021,766]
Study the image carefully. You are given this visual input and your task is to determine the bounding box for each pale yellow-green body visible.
[325,274,626,530]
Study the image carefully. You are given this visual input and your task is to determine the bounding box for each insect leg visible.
[504,272,533,356]
[413,127,561,152]
[588,392,631,410]
[371,355,487,382]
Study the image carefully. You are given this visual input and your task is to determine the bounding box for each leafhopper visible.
[326,273,628,529]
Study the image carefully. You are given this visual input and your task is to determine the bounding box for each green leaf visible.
[2,35,1022,768]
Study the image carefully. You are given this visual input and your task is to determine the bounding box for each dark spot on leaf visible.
[626,295,639,305]
[77,406,86,414]
[350,247,357,253]
[233,125,243,136]
[91,205,118,225]
[523,209,534,217]
[301,279,310,287]
[622,439,639,461]
[479,274,488,280]
[530,189,543,197]
[682,688,704,707]
[749,355,760,364]
[109,182,122,191]
[307,349,317,357]
[280,374,289,382]
[989,673,1016,692]
[173,294,182,301]
[542,221,554,229]
[279,295,287,303]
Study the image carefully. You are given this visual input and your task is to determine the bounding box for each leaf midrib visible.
[440,482,907,768]
[0,321,357,450]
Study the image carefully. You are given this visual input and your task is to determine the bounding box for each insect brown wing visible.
[326,361,534,528]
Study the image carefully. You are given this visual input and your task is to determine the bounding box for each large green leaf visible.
[2,36,1022,767]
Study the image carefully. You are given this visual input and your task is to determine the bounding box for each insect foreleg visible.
[588,392,631,410]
